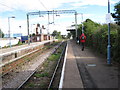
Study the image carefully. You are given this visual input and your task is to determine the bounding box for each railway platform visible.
[0,40,53,54]
[0,40,55,67]
[60,40,119,89]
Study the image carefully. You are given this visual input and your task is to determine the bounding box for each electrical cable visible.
[0,2,16,10]
[38,0,48,11]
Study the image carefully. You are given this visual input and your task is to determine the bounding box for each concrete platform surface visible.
[0,40,53,55]
[62,40,119,89]
[62,40,84,88]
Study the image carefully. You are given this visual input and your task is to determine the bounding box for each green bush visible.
[77,19,120,63]
[17,41,22,45]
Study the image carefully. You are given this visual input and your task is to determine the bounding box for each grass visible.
[57,48,62,53]
[43,61,49,67]
[27,83,35,87]
[47,54,60,61]
[23,41,66,88]
[34,72,49,78]
[39,83,46,88]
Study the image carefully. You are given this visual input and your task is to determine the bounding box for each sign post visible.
[107,0,111,64]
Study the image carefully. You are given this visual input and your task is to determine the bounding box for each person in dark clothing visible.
[76,37,79,44]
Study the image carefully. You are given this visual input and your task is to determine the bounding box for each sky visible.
[0,0,119,36]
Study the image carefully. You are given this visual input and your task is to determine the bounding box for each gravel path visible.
[2,46,57,89]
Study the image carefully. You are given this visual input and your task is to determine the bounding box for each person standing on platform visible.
[80,33,86,51]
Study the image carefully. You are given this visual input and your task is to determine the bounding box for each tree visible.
[52,30,58,38]
[0,29,4,38]
[112,1,120,25]
[67,33,71,39]
[56,31,62,39]
[52,30,62,39]
[84,19,101,35]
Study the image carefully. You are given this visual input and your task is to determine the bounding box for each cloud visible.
[71,0,117,7]
[0,12,106,35]
[0,14,73,35]
[0,17,28,35]
[0,0,118,13]
[0,0,119,36]
[0,0,73,12]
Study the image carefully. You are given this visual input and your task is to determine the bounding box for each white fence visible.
[0,38,19,48]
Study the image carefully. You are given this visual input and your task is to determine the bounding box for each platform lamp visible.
[8,16,15,48]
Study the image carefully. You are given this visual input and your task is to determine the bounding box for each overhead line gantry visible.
[27,10,78,45]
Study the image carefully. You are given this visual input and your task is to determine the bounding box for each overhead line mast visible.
[27,10,78,45]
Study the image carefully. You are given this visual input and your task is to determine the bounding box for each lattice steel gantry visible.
[27,10,78,45]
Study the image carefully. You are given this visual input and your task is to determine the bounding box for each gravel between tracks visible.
[2,45,58,89]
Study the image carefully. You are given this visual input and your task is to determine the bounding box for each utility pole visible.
[0,29,2,49]
[75,12,78,39]
[48,11,50,34]
[8,16,15,48]
[107,0,111,64]
[27,10,77,40]
[76,13,84,35]
[53,10,54,24]
[81,13,84,34]
[27,14,30,45]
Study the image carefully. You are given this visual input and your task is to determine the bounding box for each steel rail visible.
[48,41,67,89]
[16,42,64,90]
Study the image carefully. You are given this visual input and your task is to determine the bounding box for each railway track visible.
[48,41,66,89]
[1,41,57,76]
[16,41,66,89]
[2,41,67,89]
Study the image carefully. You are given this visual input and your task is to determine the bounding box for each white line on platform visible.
[59,42,68,89]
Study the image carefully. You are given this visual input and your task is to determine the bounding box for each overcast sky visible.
[0,0,119,35]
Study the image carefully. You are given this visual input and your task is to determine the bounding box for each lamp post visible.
[75,13,84,42]
[48,11,50,35]
[75,12,78,39]
[81,13,84,34]
[0,29,2,49]
[27,14,30,45]
[107,0,111,64]
[8,16,15,48]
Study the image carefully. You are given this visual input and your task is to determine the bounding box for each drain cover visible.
[87,64,96,67]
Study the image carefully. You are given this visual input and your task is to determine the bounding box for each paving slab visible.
[62,40,84,88]
[70,40,119,89]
